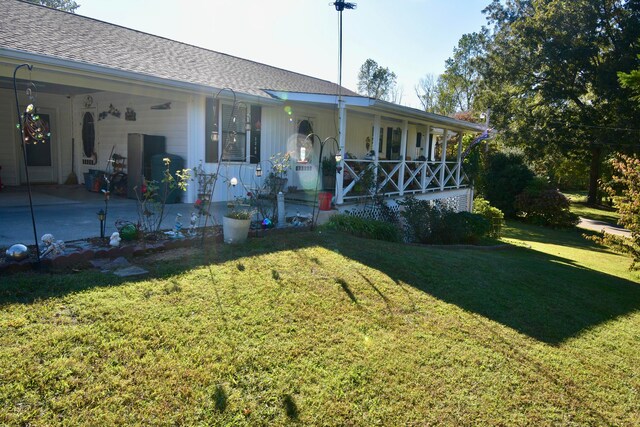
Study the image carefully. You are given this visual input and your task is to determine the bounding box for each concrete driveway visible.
[0,185,316,249]
[577,217,632,238]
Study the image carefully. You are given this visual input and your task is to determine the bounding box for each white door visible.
[20,107,57,184]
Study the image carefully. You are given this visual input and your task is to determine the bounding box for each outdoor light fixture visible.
[335,150,342,163]
[210,129,219,143]
[255,163,262,177]
[97,209,106,239]
[230,177,238,187]
[245,110,251,132]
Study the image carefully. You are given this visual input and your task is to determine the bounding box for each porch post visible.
[398,120,408,196]
[455,131,463,188]
[421,125,431,193]
[372,115,381,192]
[335,100,347,205]
[439,129,449,191]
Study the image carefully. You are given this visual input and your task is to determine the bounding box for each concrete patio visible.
[0,185,316,248]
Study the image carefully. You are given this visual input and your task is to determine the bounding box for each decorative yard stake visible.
[13,63,50,263]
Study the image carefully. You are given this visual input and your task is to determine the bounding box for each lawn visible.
[1,224,639,425]
[564,191,621,224]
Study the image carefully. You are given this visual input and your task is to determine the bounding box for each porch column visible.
[186,95,204,203]
[335,99,347,205]
[398,120,408,196]
[421,125,431,193]
[439,129,449,191]
[455,131,463,188]
[372,115,381,192]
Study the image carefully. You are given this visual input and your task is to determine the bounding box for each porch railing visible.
[340,159,469,201]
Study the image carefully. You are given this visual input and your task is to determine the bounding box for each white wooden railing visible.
[340,159,469,201]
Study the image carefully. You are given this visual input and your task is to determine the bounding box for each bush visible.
[481,152,534,217]
[589,154,640,270]
[473,197,504,237]
[324,214,401,242]
[514,178,578,228]
[398,197,491,244]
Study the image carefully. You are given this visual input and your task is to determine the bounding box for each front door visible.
[20,108,57,183]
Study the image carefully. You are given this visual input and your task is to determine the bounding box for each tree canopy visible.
[25,0,79,12]
[357,59,397,101]
[477,0,640,203]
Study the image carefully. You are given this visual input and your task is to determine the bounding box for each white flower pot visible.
[223,216,251,244]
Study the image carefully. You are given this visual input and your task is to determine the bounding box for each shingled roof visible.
[0,0,357,99]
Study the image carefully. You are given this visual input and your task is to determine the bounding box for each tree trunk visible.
[587,145,602,205]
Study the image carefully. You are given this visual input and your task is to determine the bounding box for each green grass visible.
[564,191,621,224]
[1,225,639,425]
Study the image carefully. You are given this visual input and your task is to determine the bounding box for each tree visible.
[25,0,79,12]
[619,52,640,100]
[414,74,458,116]
[357,59,397,101]
[478,0,640,204]
[440,30,487,113]
[415,74,438,112]
[591,154,640,270]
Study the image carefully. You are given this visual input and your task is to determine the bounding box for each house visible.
[0,0,484,213]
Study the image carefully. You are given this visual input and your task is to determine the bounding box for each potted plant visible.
[223,194,253,244]
[265,152,291,194]
[322,155,337,190]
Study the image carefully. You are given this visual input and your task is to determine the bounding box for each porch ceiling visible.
[0,76,98,96]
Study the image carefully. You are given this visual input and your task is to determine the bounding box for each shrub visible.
[398,197,491,244]
[588,154,640,270]
[481,152,534,217]
[324,214,401,242]
[473,197,504,237]
[514,178,578,228]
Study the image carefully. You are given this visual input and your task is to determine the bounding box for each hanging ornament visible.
[20,103,50,145]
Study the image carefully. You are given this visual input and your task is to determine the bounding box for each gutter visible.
[0,48,281,106]
[370,99,486,132]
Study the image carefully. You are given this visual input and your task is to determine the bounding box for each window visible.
[296,119,313,163]
[221,104,247,162]
[205,98,218,162]
[205,99,262,163]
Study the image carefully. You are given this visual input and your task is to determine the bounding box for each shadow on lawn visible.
[329,235,640,345]
[1,230,639,346]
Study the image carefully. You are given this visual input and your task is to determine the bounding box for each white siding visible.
[73,92,189,181]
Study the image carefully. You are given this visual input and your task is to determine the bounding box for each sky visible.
[75,0,490,108]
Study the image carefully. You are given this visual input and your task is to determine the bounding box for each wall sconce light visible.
[211,128,219,143]
[335,151,342,163]
[255,164,262,177]
[245,110,251,132]
[230,177,238,187]
[97,209,106,239]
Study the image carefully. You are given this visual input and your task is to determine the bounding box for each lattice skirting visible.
[342,189,472,221]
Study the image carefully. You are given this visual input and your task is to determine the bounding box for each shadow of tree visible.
[2,230,639,346]
[332,235,640,345]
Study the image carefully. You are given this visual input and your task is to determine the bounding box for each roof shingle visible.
[0,0,357,98]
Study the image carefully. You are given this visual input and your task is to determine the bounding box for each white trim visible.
[1,48,280,105]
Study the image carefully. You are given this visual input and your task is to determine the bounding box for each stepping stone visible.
[112,266,149,277]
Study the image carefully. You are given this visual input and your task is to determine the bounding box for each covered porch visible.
[265,92,485,209]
